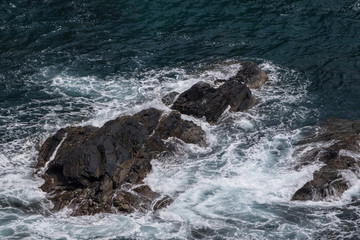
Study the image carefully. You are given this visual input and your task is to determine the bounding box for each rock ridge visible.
[37,108,205,215]
[36,61,268,215]
[292,119,360,201]
[170,61,268,123]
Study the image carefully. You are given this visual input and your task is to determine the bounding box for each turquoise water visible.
[1,1,360,239]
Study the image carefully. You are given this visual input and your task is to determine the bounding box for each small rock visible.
[171,81,252,123]
[153,196,173,211]
[161,91,179,106]
[230,61,268,89]
[292,119,360,201]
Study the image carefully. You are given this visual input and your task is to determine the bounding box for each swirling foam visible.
[1,60,359,239]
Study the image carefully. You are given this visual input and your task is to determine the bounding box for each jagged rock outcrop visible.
[228,61,268,89]
[292,119,360,201]
[171,61,267,123]
[161,91,179,106]
[37,108,205,215]
[36,61,269,215]
[171,81,252,123]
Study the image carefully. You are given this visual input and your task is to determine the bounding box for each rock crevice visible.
[171,61,267,123]
[37,108,206,215]
[292,119,360,201]
[36,61,268,215]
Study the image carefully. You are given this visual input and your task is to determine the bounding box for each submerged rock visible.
[37,108,205,215]
[161,91,179,106]
[229,61,268,89]
[292,119,360,201]
[171,61,266,123]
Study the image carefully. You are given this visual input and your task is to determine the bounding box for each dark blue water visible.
[1,1,360,239]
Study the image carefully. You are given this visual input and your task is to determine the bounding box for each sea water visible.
[1,1,360,239]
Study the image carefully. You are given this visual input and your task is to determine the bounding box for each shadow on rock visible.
[170,61,267,123]
[292,119,360,201]
[36,61,269,215]
[36,108,205,216]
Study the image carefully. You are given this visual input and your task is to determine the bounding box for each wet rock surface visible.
[36,62,269,215]
[37,108,205,215]
[171,61,265,123]
[172,81,232,123]
[292,119,360,201]
[161,91,179,106]
[228,61,268,89]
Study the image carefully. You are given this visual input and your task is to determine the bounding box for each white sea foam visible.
[38,133,67,175]
[141,60,359,238]
[1,60,359,239]
[353,1,360,11]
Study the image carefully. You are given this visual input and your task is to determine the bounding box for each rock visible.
[161,91,179,106]
[219,79,253,112]
[36,128,68,169]
[171,80,253,123]
[171,82,227,123]
[213,79,227,85]
[153,195,173,211]
[37,108,206,215]
[170,62,266,123]
[36,62,268,214]
[157,111,206,146]
[113,185,161,213]
[134,107,162,134]
[292,119,360,201]
[229,61,268,89]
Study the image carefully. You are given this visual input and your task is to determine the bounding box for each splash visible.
[1,60,359,239]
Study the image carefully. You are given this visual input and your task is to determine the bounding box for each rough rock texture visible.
[36,62,268,215]
[161,91,179,106]
[171,81,252,123]
[229,61,268,89]
[37,108,205,215]
[292,119,360,201]
[171,61,266,123]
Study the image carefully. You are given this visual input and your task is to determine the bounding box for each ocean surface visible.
[1,0,360,239]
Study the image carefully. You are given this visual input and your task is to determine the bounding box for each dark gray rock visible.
[36,62,268,215]
[292,119,360,201]
[171,82,228,123]
[219,79,253,112]
[157,111,206,146]
[171,80,253,123]
[161,91,179,106]
[170,61,267,123]
[37,108,205,215]
[229,61,268,89]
